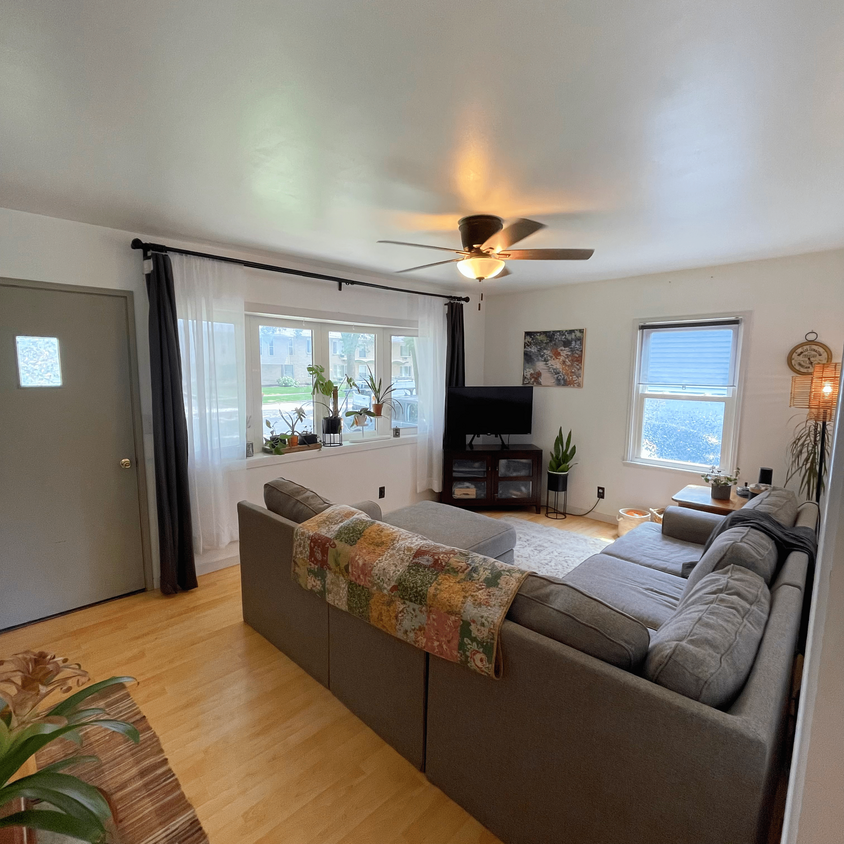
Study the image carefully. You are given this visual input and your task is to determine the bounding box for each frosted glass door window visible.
[16,336,62,387]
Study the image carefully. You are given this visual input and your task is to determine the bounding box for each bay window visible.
[627,318,743,471]
[247,315,417,451]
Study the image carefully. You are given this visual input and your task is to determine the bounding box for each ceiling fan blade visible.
[482,218,546,252]
[395,259,462,274]
[503,248,594,261]
[378,240,465,254]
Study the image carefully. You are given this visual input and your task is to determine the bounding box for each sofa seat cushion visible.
[382,501,516,561]
[742,488,798,527]
[682,526,778,597]
[264,477,332,523]
[561,554,685,630]
[602,522,702,577]
[645,565,770,708]
[509,574,650,670]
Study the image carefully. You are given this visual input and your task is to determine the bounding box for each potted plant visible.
[276,406,306,447]
[299,428,318,446]
[262,420,288,455]
[701,466,740,500]
[345,408,376,430]
[786,417,831,501]
[356,366,402,418]
[0,650,139,843]
[548,427,577,491]
[307,365,356,447]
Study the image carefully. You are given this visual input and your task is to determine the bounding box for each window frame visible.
[625,316,745,473]
[247,315,417,452]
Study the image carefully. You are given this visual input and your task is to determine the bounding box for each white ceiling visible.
[1,1,843,293]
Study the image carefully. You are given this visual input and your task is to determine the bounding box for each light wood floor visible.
[0,509,612,844]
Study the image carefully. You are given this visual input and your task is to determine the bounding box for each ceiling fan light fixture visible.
[457,256,505,280]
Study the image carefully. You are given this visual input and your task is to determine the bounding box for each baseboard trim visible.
[195,542,240,577]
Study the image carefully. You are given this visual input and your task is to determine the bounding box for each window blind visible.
[638,320,740,387]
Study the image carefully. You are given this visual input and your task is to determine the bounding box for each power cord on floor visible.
[575,498,601,517]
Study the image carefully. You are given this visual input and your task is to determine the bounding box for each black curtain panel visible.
[145,252,197,594]
[446,301,466,388]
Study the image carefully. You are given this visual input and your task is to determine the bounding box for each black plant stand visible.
[545,487,567,520]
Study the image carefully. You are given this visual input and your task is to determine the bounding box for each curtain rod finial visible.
[131,238,145,250]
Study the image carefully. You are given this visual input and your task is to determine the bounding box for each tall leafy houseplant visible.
[786,418,831,501]
[307,365,355,446]
[0,651,139,843]
[548,428,577,492]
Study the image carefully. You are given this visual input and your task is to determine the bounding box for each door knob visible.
[120,458,132,469]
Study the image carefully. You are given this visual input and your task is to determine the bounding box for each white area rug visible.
[502,517,613,579]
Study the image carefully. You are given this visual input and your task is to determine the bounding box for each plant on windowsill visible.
[262,421,288,455]
[356,366,402,418]
[307,365,356,447]
[700,466,740,501]
[548,428,577,492]
[277,406,307,448]
[0,651,139,843]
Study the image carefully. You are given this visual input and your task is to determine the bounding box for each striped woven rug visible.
[36,685,208,844]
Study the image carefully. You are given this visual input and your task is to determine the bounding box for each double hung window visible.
[628,319,743,471]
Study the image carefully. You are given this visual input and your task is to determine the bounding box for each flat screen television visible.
[446,386,533,445]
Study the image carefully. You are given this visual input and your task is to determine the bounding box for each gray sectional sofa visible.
[238,480,817,844]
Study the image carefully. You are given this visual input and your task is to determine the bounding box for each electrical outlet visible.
[597,486,605,499]
[378,486,386,499]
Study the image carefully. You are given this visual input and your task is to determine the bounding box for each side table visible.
[671,484,747,516]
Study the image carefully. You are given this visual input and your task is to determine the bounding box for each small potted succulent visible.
[701,466,741,500]
[548,427,577,492]
[357,367,402,417]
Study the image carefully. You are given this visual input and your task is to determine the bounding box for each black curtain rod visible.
[131,238,470,303]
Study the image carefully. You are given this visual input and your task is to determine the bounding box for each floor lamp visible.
[789,362,840,503]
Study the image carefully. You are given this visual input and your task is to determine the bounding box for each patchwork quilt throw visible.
[292,505,530,678]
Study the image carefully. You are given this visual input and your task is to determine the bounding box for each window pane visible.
[328,330,376,432]
[16,336,62,387]
[391,335,418,428]
[259,325,314,437]
[641,327,735,388]
[640,398,724,466]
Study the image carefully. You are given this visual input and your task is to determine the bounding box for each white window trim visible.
[247,312,418,452]
[624,314,747,473]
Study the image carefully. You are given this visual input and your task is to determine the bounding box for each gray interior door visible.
[0,280,148,629]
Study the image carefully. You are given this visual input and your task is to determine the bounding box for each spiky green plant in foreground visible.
[0,651,139,843]
[549,428,577,473]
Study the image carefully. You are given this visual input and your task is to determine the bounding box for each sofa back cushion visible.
[508,573,651,671]
[264,477,332,523]
[742,488,798,527]
[645,565,770,708]
[681,525,778,594]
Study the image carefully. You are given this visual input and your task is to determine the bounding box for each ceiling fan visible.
[378,214,594,284]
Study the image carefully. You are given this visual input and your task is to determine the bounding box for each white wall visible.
[785,401,844,844]
[483,249,844,520]
[0,207,480,577]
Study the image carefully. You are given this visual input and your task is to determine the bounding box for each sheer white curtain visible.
[171,254,247,552]
[416,296,447,493]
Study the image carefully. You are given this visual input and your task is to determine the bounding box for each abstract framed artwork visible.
[523,329,585,387]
